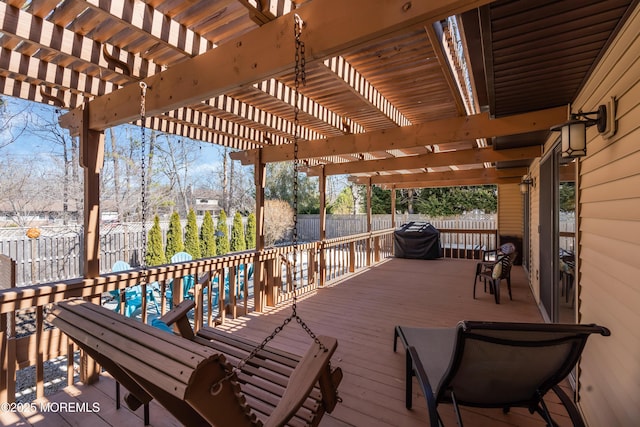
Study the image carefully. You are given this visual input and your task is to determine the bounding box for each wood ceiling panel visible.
[343,28,459,125]
[486,0,635,118]
[277,64,397,133]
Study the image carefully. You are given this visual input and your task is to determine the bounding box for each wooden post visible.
[227,267,237,318]
[366,180,372,266]
[349,242,356,273]
[80,105,104,280]
[2,312,16,403]
[254,151,266,312]
[0,313,5,402]
[219,268,226,325]
[79,104,104,385]
[391,185,397,257]
[0,256,15,402]
[194,279,203,331]
[319,167,327,286]
[171,277,182,311]
[265,259,275,307]
[391,185,397,228]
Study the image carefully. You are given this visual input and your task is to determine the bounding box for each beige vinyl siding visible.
[571,5,640,426]
[497,183,523,238]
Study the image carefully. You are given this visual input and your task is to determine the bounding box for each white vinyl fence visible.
[0,214,499,287]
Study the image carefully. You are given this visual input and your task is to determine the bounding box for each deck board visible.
[4,258,577,426]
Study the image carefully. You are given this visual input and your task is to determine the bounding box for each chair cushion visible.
[499,242,516,255]
[492,261,502,279]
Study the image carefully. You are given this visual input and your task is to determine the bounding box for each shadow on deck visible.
[2,257,576,427]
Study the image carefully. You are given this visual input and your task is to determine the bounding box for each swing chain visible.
[290,13,325,352]
[209,14,328,395]
[291,13,303,291]
[139,82,148,285]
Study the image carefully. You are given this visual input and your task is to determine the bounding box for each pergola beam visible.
[350,166,527,185]
[232,106,565,164]
[59,0,493,133]
[378,176,521,189]
[304,145,541,176]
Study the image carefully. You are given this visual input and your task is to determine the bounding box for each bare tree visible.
[0,156,62,226]
[0,96,30,150]
[222,147,229,213]
[155,135,197,216]
[198,150,255,216]
[264,199,294,247]
[109,128,122,221]
[24,104,82,224]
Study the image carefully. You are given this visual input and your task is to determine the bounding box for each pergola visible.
[2,0,631,307]
[1,1,639,424]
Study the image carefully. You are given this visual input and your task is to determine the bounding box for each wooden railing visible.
[439,228,499,260]
[0,227,497,403]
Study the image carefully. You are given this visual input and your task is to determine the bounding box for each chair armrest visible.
[408,346,439,427]
[264,336,338,427]
[482,249,499,262]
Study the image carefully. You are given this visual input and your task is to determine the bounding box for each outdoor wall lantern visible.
[551,105,607,158]
[520,175,535,194]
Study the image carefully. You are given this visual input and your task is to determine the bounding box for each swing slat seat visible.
[47,298,342,427]
[157,300,343,427]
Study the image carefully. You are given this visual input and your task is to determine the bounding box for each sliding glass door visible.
[539,144,576,323]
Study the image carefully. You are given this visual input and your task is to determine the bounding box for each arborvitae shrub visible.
[216,210,230,255]
[184,209,202,258]
[200,211,216,257]
[230,212,247,253]
[146,215,166,266]
[245,213,256,249]
[165,211,184,260]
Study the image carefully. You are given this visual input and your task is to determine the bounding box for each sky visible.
[0,96,228,180]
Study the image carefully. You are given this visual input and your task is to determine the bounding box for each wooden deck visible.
[1,258,576,427]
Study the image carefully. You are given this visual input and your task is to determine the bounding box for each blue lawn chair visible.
[165,252,195,308]
[236,263,254,300]
[211,270,230,307]
[109,261,160,317]
[210,264,253,307]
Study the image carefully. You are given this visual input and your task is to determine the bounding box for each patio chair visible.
[234,263,254,301]
[473,243,516,295]
[209,264,253,308]
[165,251,195,308]
[473,253,514,304]
[393,321,610,427]
[109,260,160,317]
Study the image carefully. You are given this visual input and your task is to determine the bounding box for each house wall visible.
[497,183,523,238]
[568,6,640,426]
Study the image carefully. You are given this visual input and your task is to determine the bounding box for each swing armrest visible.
[264,335,339,427]
[159,299,196,339]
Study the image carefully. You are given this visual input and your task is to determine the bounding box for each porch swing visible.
[47,13,342,427]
